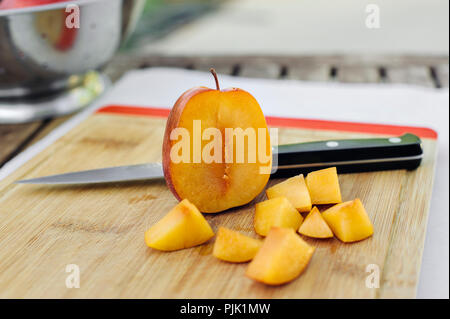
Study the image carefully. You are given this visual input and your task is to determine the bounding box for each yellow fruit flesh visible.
[298,207,333,238]
[254,197,303,236]
[322,198,374,243]
[266,175,312,212]
[168,90,271,213]
[145,199,214,251]
[246,227,315,285]
[213,227,262,262]
[305,167,342,205]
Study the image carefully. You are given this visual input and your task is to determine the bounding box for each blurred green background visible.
[122,0,221,50]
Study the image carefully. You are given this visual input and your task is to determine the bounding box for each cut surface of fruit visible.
[298,207,333,239]
[306,167,342,205]
[163,70,271,213]
[254,197,303,236]
[246,227,315,285]
[266,174,312,212]
[213,227,262,262]
[145,199,214,251]
[322,198,374,243]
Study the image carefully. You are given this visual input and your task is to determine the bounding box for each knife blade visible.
[16,133,423,185]
[16,163,164,184]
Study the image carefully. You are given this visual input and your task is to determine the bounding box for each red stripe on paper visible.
[96,105,438,139]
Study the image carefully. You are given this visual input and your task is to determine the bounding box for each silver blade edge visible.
[15,163,164,184]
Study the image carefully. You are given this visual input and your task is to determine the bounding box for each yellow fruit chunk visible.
[266,175,312,212]
[145,199,214,251]
[246,227,315,285]
[298,207,333,238]
[254,197,304,236]
[213,227,262,263]
[305,167,342,205]
[322,198,374,243]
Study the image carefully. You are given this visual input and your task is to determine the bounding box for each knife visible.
[16,133,423,185]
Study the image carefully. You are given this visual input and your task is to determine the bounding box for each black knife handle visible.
[271,133,423,177]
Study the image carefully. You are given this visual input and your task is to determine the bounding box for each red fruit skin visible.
[55,10,78,51]
[162,86,212,201]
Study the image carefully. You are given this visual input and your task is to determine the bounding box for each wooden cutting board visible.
[0,105,438,298]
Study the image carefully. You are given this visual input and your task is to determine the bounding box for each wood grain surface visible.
[0,111,437,298]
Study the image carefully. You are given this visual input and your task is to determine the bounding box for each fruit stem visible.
[210,68,220,91]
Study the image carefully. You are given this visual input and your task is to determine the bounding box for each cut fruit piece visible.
[145,199,214,251]
[213,227,262,263]
[305,167,342,205]
[246,227,315,285]
[266,174,312,212]
[254,197,304,236]
[322,198,374,243]
[298,207,333,239]
[162,70,272,213]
